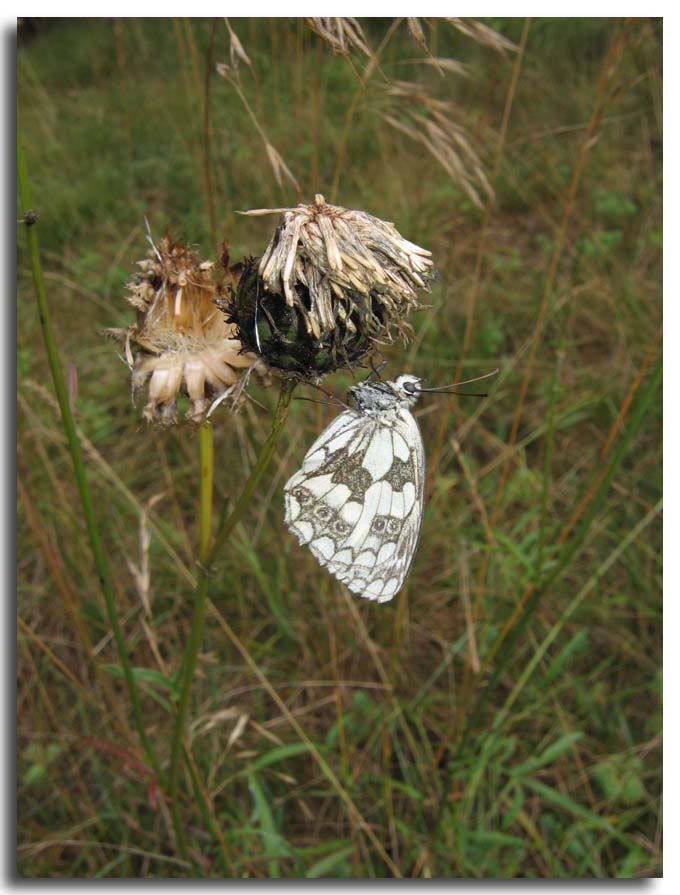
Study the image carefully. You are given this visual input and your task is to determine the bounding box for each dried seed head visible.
[306,18,372,58]
[229,195,434,379]
[112,234,267,425]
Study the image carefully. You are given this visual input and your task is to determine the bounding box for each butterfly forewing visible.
[284,376,425,602]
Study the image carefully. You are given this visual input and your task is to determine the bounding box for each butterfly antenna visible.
[417,367,500,395]
[305,381,350,410]
[367,351,388,381]
[294,396,342,408]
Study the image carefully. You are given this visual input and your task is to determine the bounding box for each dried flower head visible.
[227,194,434,379]
[112,234,265,425]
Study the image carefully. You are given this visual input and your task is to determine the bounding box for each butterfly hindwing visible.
[284,388,425,603]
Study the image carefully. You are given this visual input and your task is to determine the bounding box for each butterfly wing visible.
[284,406,425,602]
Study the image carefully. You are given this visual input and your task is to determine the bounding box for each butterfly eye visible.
[402,380,417,394]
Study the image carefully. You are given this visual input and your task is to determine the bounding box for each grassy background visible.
[17,17,661,878]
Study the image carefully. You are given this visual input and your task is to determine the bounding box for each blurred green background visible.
[17,17,661,878]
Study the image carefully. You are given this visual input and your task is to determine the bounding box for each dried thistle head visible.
[227,194,434,379]
[112,234,265,426]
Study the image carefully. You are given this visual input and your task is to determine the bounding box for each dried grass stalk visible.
[382,80,494,208]
[445,17,518,53]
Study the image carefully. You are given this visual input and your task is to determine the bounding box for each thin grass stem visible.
[203,18,218,251]
[183,743,235,875]
[198,423,214,563]
[535,347,563,582]
[329,18,401,202]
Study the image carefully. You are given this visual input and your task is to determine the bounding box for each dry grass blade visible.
[406,18,429,54]
[264,142,301,192]
[306,17,372,59]
[223,18,251,70]
[408,57,470,77]
[216,62,301,199]
[445,17,518,53]
[382,81,494,208]
[125,493,164,617]
[458,549,480,674]
[18,616,88,695]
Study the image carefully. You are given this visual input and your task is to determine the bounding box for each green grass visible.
[17,17,661,878]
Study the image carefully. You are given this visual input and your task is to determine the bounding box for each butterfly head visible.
[349,374,423,413]
[390,374,423,407]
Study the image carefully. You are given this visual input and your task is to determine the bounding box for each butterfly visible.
[284,374,426,603]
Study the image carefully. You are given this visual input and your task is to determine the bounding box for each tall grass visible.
[17,18,661,878]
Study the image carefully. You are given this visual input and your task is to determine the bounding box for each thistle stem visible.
[167,379,296,860]
[16,119,162,782]
[198,422,214,563]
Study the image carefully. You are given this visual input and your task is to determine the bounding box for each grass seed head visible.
[228,194,434,380]
[113,234,265,425]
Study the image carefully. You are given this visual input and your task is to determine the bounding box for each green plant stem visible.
[198,423,214,563]
[209,379,296,560]
[535,348,563,582]
[167,379,296,861]
[183,743,234,876]
[164,423,216,870]
[16,119,162,782]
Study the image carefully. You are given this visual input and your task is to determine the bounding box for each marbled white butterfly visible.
[284,375,426,603]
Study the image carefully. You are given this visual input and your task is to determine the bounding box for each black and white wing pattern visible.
[284,375,425,603]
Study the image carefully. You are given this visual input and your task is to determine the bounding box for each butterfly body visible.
[284,375,425,602]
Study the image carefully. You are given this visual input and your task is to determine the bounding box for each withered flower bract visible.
[112,234,265,425]
[227,194,434,380]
